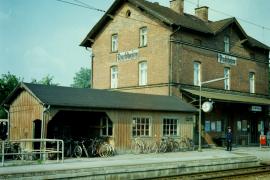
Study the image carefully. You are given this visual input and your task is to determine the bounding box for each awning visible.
[183,89,270,105]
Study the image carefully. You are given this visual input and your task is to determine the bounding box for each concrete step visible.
[0,155,259,179]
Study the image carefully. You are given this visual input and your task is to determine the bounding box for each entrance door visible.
[33,120,42,149]
[249,118,258,144]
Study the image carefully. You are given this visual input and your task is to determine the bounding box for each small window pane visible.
[163,118,178,136]
[111,34,118,52]
[140,27,147,47]
[132,117,151,137]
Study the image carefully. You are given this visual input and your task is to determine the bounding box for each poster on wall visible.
[211,121,216,131]
[205,121,210,132]
[242,120,247,131]
[237,121,241,131]
[216,121,221,132]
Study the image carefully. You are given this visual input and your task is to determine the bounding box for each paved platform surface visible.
[0,147,269,179]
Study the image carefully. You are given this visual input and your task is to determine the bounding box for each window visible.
[139,61,147,86]
[126,10,131,17]
[224,36,230,53]
[163,118,178,136]
[132,117,151,137]
[110,66,118,88]
[111,34,118,52]
[224,67,230,90]
[139,27,147,47]
[193,62,201,86]
[100,117,113,136]
[249,72,255,93]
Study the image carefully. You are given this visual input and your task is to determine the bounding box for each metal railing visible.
[1,139,64,166]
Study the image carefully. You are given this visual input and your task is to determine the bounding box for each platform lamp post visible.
[198,76,228,152]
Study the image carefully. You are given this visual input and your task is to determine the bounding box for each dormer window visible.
[224,36,230,53]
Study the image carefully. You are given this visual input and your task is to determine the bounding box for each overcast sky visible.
[0,0,269,86]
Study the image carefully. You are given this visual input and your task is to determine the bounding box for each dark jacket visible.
[226,131,233,142]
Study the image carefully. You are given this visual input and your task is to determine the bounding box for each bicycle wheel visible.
[74,145,82,158]
[98,144,108,157]
[159,142,167,153]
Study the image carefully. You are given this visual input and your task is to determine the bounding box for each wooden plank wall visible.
[107,110,195,153]
[9,90,43,141]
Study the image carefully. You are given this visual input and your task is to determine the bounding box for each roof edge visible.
[1,82,45,107]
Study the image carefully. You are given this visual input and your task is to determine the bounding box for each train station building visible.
[80,0,270,146]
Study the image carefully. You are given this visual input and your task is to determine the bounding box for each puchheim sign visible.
[217,53,237,66]
[117,49,139,62]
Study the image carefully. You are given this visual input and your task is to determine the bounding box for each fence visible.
[1,139,64,166]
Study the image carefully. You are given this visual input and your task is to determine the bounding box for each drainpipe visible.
[3,106,10,141]
[169,26,181,96]
[86,47,94,88]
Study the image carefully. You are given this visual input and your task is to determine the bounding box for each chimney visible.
[195,6,208,21]
[170,0,184,15]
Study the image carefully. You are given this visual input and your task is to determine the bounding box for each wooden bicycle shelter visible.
[1,83,197,154]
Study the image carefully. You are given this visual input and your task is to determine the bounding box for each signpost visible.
[198,76,228,152]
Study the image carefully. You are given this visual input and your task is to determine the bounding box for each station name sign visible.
[217,53,237,66]
[117,49,139,62]
[250,106,262,112]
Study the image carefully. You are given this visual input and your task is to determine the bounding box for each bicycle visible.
[73,140,89,158]
[64,138,74,157]
[132,138,146,154]
[98,142,115,157]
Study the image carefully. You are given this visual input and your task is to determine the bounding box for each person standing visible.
[226,127,233,151]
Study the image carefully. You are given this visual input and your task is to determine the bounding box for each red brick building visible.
[81,0,270,146]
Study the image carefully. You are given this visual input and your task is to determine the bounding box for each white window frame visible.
[110,66,118,88]
[224,36,230,53]
[163,118,179,136]
[139,61,147,86]
[100,117,113,136]
[132,117,151,137]
[193,62,201,86]
[139,27,147,47]
[111,34,118,52]
[249,72,255,93]
[224,67,230,90]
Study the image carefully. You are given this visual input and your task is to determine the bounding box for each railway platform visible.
[0,147,269,179]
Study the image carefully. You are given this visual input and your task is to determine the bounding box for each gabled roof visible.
[209,17,247,37]
[80,0,269,50]
[2,83,197,113]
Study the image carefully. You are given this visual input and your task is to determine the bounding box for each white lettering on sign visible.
[117,49,139,62]
[217,53,237,66]
[250,106,262,112]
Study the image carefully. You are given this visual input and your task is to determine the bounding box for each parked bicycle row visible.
[62,136,115,158]
[0,141,22,160]
[132,136,194,154]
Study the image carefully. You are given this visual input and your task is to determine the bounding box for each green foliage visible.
[71,67,91,88]
[0,72,21,118]
[31,75,59,86]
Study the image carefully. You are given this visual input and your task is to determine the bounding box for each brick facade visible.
[82,0,270,146]
[91,3,171,95]
[90,2,269,97]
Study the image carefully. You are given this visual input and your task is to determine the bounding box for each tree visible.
[71,67,91,88]
[31,74,59,86]
[0,72,21,118]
